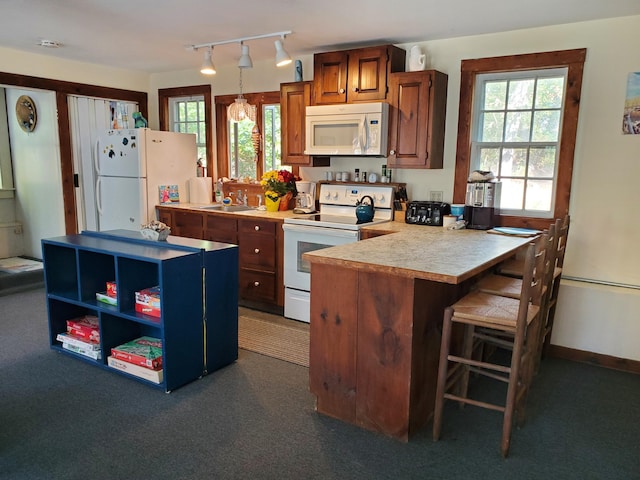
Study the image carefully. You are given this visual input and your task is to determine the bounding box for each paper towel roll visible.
[188,177,213,204]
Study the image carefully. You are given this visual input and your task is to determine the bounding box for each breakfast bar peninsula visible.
[303,227,532,441]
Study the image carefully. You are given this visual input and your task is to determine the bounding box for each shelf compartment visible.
[78,250,116,304]
[42,243,79,300]
[116,257,159,313]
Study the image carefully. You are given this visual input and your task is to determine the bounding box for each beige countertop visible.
[156,202,299,220]
[304,226,533,284]
[159,204,532,284]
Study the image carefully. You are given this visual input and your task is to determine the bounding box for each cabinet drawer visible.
[206,214,237,232]
[205,230,237,244]
[239,235,276,270]
[239,269,277,303]
[238,219,276,236]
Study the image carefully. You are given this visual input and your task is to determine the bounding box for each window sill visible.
[0,189,16,199]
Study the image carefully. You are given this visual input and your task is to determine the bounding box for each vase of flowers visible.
[260,169,299,211]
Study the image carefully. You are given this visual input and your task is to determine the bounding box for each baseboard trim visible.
[548,345,640,375]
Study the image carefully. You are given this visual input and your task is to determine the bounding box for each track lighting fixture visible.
[200,46,216,75]
[189,30,293,72]
[238,42,253,69]
[274,37,292,67]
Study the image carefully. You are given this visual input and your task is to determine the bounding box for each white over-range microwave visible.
[304,102,389,156]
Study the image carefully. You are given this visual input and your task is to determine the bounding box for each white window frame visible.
[470,68,568,219]
[169,95,207,167]
[0,88,15,198]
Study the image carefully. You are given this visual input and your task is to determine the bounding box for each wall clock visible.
[15,95,37,132]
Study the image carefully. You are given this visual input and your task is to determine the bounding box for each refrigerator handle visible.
[96,177,103,215]
[94,140,101,176]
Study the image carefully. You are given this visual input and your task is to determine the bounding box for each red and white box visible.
[106,281,117,298]
[111,336,163,369]
[135,286,161,318]
[66,315,100,343]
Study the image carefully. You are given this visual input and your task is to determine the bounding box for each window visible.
[158,85,212,175]
[228,102,282,179]
[453,49,586,230]
[169,96,207,169]
[216,91,290,181]
[471,69,566,218]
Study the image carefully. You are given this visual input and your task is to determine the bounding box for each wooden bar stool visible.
[539,213,570,357]
[474,221,559,369]
[432,236,547,457]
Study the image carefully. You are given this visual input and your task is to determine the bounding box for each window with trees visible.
[453,49,586,230]
[158,85,212,174]
[215,91,289,182]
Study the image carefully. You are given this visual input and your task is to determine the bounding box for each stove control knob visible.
[332,192,339,200]
[324,190,331,200]
[376,193,385,203]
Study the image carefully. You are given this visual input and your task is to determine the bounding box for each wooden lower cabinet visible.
[156,207,284,313]
[309,263,466,441]
[237,218,284,311]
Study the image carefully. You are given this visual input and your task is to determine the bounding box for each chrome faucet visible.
[236,190,244,205]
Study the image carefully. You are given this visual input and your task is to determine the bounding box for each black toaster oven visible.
[405,201,451,226]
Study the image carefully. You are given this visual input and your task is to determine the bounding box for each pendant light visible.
[227,67,256,123]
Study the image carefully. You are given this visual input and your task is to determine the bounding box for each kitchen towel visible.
[188,177,213,204]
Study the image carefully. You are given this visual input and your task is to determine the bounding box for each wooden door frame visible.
[0,72,147,234]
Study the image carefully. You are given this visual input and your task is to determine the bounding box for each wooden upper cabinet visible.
[281,81,312,165]
[312,45,406,105]
[387,70,448,169]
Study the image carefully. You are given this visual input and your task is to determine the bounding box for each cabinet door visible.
[387,70,448,169]
[204,214,237,244]
[347,45,392,103]
[281,81,312,165]
[157,208,173,228]
[173,211,204,239]
[313,51,349,104]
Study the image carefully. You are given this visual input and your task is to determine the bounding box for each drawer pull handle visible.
[254,248,260,254]
[254,281,260,287]
[254,225,260,231]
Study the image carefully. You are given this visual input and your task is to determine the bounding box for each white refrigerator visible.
[95,128,197,231]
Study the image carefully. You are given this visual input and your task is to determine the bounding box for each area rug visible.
[0,257,43,274]
[238,316,310,367]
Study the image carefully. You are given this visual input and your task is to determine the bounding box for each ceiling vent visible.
[38,40,62,48]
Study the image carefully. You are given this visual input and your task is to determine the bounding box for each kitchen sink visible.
[198,204,254,212]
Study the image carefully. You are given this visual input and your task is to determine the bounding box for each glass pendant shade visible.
[227,97,256,123]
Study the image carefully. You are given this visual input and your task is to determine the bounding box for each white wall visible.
[6,88,65,258]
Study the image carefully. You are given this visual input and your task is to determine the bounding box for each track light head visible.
[274,38,292,67]
[238,43,253,69]
[200,46,216,75]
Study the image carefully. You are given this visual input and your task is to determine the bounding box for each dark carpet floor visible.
[1,288,639,480]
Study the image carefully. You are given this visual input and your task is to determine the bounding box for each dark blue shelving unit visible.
[42,229,238,392]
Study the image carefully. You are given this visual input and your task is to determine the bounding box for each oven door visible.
[283,223,359,291]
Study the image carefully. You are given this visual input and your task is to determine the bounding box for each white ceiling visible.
[2,0,640,73]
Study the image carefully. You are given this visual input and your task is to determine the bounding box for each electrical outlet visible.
[430,191,443,202]
[14,224,23,235]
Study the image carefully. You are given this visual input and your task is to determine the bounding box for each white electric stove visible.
[282,183,395,322]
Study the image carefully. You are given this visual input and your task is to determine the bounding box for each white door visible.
[96,176,147,231]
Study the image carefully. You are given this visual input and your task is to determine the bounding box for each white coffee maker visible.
[294,181,316,213]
